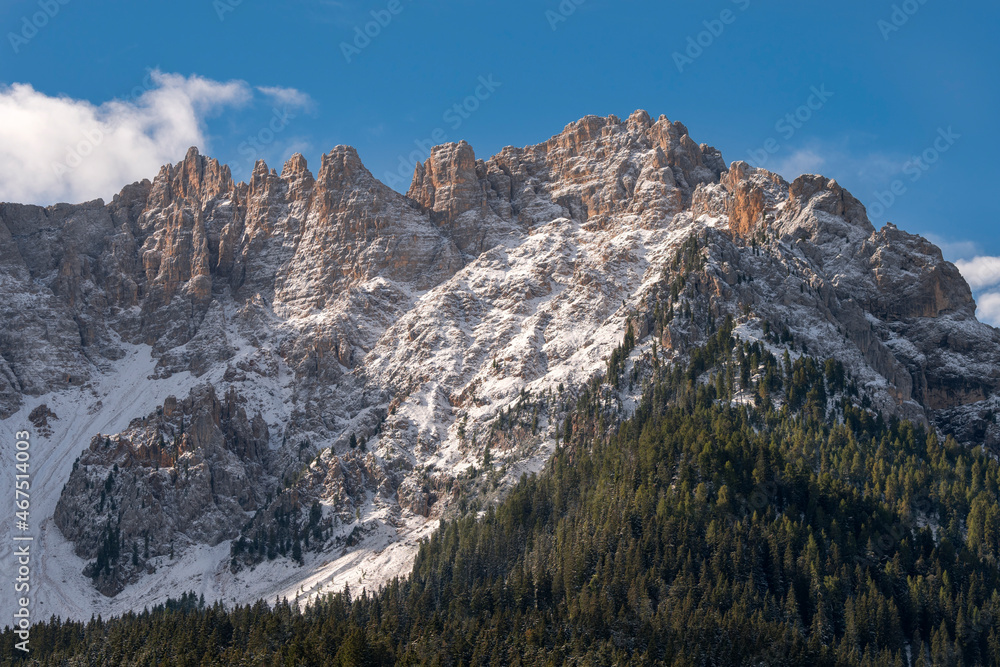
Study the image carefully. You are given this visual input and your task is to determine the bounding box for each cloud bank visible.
[978,292,1000,327]
[955,256,1000,328]
[0,71,313,206]
[955,256,1000,291]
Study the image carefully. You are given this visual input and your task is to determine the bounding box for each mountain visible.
[0,111,997,619]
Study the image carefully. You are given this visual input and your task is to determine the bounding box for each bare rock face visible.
[862,245,998,413]
[277,146,464,310]
[1,110,997,609]
[776,174,875,272]
[53,386,268,596]
[27,403,57,437]
[136,149,237,344]
[712,161,789,238]
[407,141,492,256]
[0,200,120,416]
[227,156,313,299]
[860,223,975,321]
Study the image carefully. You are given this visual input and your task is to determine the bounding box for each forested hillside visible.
[6,323,1000,666]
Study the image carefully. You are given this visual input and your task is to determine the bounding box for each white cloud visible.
[756,134,911,184]
[955,256,1000,291]
[0,71,311,206]
[771,149,826,180]
[256,86,316,112]
[951,256,1000,327]
[850,151,909,183]
[977,291,1000,327]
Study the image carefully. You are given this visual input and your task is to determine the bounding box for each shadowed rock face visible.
[3,111,998,602]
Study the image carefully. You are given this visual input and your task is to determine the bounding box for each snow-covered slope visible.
[1,111,998,621]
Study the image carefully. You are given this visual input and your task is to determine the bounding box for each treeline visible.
[6,326,1000,665]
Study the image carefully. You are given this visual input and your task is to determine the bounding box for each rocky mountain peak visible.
[786,173,872,230]
[407,140,481,217]
[281,152,314,185]
[317,145,373,192]
[861,223,976,322]
[626,108,653,130]
[397,111,731,244]
[769,173,876,270]
[148,147,234,210]
[406,140,492,255]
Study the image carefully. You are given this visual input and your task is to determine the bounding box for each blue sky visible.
[1,0,998,316]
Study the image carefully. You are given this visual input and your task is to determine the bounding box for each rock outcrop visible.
[54,386,269,596]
